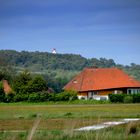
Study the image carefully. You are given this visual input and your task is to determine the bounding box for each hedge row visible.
[109,93,140,103]
[0,90,78,103]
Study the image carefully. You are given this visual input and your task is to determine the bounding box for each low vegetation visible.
[0,104,140,140]
[109,93,140,103]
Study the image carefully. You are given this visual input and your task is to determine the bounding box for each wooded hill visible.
[0,50,140,92]
[0,50,116,71]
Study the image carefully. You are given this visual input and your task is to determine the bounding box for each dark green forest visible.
[0,50,140,93]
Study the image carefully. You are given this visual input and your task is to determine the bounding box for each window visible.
[73,80,77,84]
[128,89,131,94]
[127,89,140,94]
[88,92,97,97]
[92,92,97,95]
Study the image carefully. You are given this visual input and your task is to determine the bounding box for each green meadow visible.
[0,103,140,140]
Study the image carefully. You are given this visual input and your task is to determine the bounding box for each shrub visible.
[55,90,78,101]
[38,92,49,102]
[132,94,140,103]
[28,92,50,102]
[109,93,140,103]
[124,96,133,103]
[109,93,125,103]
[64,112,73,117]
[126,122,137,135]
[47,93,56,101]
[28,93,40,102]
[81,97,86,100]
[13,94,28,102]
[4,94,15,103]
[69,91,78,101]
[58,92,70,101]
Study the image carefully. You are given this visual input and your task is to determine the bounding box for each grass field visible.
[0,103,140,140]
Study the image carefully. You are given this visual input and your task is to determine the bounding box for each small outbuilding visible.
[2,80,13,94]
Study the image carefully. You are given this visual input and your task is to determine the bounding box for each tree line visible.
[0,50,116,71]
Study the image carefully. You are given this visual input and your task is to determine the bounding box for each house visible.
[64,67,140,100]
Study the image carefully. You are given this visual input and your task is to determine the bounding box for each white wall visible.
[78,95,88,100]
[78,92,109,100]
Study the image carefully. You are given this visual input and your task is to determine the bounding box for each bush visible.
[38,92,49,102]
[64,112,73,117]
[124,96,133,103]
[55,90,78,101]
[126,122,137,135]
[13,94,28,102]
[109,93,140,103]
[57,92,70,101]
[47,93,56,101]
[109,93,125,103]
[133,94,140,103]
[28,93,40,102]
[12,91,50,102]
[4,94,15,103]
[28,92,50,102]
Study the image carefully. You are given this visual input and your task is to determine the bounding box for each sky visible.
[0,0,140,65]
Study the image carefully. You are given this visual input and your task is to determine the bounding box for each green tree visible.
[0,56,15,82]
[27,76,47,93]
[13,70,32,94]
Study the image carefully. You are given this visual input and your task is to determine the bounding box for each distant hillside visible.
[0,50,140,92]
[0,50,116,71]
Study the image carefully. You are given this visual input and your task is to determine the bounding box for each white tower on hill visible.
[52,48,57,54]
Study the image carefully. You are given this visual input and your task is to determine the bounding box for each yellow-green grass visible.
[0,121,140,140]
[0,103,140,139]
[0,103,140,120]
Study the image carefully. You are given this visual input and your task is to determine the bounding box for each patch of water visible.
[76,124,108,131]
[75,118,140,131]
[123,118,140,122]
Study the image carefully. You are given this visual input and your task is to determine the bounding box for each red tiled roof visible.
[64,68,140,91]
[2,80,12,94]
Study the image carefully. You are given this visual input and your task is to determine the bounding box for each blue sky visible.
[0,0,140,65]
